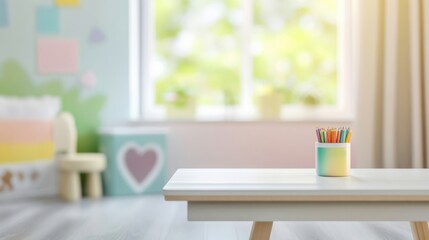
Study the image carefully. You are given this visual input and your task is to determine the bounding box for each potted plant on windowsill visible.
[163,87,196,119]
[255,85,290,119]
[298,85,321,107]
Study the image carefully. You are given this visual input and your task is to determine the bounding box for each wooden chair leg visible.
[250,221,273,240]
[410,222,429,240]
[60,171,81,202]
[86,172,102,199]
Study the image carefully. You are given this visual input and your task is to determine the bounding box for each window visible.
[133,0,352,121]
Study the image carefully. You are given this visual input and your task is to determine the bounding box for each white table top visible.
[163,169,429,201]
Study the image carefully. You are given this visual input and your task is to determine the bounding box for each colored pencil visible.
[316,127,352,143]
[337,130,340,143]
[346,130,352,143]
[332,129,336,143]
[320,129,325,143]
[327,128,331,143]
[316,128,321,142]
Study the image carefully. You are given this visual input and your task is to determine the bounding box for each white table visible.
[163,169,429,240]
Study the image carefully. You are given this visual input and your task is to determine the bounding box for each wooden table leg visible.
[410,222,429,240]
[249,221,273,240]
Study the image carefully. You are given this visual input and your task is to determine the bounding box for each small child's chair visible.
[54,112,106,202]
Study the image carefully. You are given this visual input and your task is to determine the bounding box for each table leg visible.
[249,221,273,240]
[410,222,429,240]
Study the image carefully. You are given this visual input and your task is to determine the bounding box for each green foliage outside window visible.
[155,0,337,109]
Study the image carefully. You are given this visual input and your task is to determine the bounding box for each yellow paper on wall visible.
[55,0,79,7]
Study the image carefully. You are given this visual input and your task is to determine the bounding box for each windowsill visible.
[131,116,354,124]
[138,105,354,123]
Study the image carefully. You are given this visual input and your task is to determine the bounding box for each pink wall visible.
[135,122,356,176]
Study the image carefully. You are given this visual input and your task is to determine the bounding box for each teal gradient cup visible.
[315,142,351,177]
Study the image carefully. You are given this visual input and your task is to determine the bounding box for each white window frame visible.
[130,0,354,121]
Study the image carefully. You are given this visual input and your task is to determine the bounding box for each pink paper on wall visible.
[37,38,79,74]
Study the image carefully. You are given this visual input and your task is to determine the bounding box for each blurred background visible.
[1,0,426,196]
[0,0,428,239]
[153,0,337,109]
[0,0,353,175]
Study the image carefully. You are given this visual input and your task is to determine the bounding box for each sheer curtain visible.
[354,0,429,168]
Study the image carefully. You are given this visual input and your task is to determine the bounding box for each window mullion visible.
[337,0,353,116]
[141,0,156,119]
[130,0,141,120]
[240,0,254,114]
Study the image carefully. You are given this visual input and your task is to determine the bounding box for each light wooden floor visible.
[0,195,414,240]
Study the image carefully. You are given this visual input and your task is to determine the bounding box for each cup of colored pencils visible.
[315,127,352,177]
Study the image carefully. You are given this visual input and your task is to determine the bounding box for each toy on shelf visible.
[54,112,106,202]
[0,95,60,200]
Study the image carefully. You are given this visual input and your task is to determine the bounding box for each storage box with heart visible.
[99,127,168,195]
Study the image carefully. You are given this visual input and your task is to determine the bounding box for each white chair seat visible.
[59,153,106,172]
[55,112,106,202]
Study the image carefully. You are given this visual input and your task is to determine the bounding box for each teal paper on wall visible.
[0,0,8,27]
[99,127,168,196]
[36,6,59,34]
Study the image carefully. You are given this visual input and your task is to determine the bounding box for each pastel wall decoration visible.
[37,38,79,74]
[0,0,8,28]
[36,6,59,34]
[80,70,97,88]
[99,127,168,195]
[0,0,129,148]
[89,27,106,44]
[55,0,79,7]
